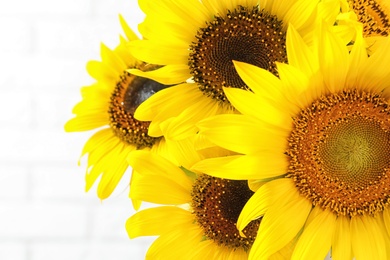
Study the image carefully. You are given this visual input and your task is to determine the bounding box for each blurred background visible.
[0,0,153,259]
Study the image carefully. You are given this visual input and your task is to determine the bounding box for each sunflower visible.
[347,0,390,37]
[338,0,390,52]
[126,150,294,259]
[127,0,349,141]
[193,25,390,259]
[64,16,173,200]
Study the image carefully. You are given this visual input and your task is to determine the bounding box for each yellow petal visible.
[188,239,217,259]
[159,137,202,170]
[383,207,390,236]
[286,25,318,76]
[126,206,193,238]
[346,26,368,88]
[319,23,349,93]
[127,64,190,85]
[86,60,118,82]
[79,82,111,99]
[81,129,132,199]
[359,36,390,93]
[82,129,116,155]
[129,40,188,65]
[224,87,291,127]
[237,179,296,233]
[351,215,387,260]
[116,36,137,64]
[130,172,191,204]
[146,223,203,259]
[100,43,127,74]
[160,96,221,141]
[64,115,108,132]
[276,62,311,114]
[128,152,192,204]
[71,92,108,114]
[249,185,312,259]
[332,216,352,260]
[317,0,342,27]
[197,114,289,154]
[119,14,139,41]
[265,0,294,22]
[233,60,283,98]
[192,152,288,180]
[248,179,266,192]
[140,0,208,30]
[292,208,336,260]
[284,0,317,31]
[96,145,131,199]
[134,83,200,122]
[128,150,193,190]
[139,15,193,46]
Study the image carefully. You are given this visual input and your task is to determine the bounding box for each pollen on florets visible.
[349,0,390,37]
[108,64,170,148]
[191,174,260,251]
[287,89,390,217]
[189,6,287,104]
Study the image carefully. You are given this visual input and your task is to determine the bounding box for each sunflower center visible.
[319,117,390,186]
[191,174,259,251]
[109,65,170,148]
[189,6,287,103]
[287,89,390,217]
[349,0,390,37]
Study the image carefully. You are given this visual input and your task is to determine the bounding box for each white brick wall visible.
[0,1,153,259]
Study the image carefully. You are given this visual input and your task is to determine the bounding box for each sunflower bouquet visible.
[66,0,390,259]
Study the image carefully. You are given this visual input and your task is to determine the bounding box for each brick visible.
[31,241,151,260]
[31,165,87,200]
[33,89,82,129]
[0,18,32,53]
[0,242,26,260]
[34,18,124,58]
[0,128,90,163]
[31,242,85,260]
[3,54,93,91]
[0,202,88,239]
[0,166,28,200]
[93,0,145,23]
[82,241,152,260]
[90,195,135,240]
[0,0,92,16]
[0,90,33,127]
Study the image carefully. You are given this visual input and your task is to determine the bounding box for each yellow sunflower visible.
[127,0,349,141]
[193,25,390,259]
[338,0,390,52]
[347,0,390,37]
[65,16,173,200]
[126,150,294,259]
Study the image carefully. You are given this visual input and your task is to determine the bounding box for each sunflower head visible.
[348,0,390,37]
[191,174,260,251]
[287,89,390,217]
[127,150,261,258]
[189,6,287,104]
[109,63,170,149]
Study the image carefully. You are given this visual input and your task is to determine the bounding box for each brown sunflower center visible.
[287,89,390,217]
[191,174,259,251]
[189,6,287,103]
[109,65,170,148]
[349,0,390,37]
